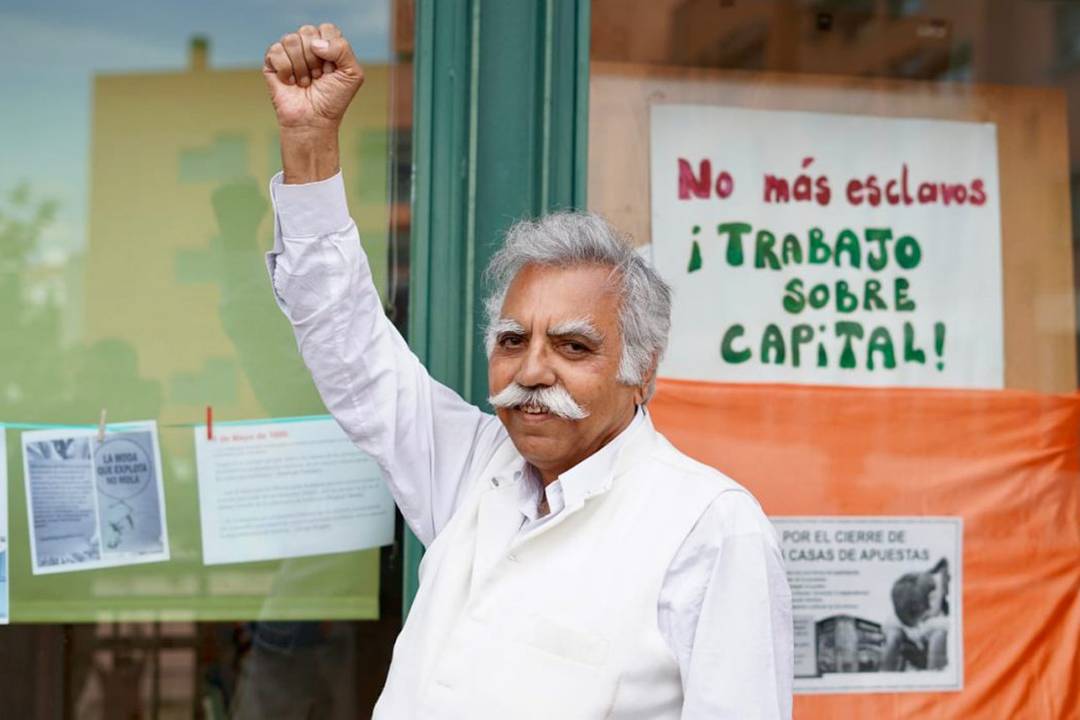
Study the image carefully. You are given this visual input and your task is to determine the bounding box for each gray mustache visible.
[488,383,589,420]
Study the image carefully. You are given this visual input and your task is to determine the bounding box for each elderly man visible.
[263,24,792,719]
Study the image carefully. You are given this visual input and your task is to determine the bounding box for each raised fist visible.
[263,23,364,130]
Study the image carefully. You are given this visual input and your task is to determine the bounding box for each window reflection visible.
[0,0,410,716]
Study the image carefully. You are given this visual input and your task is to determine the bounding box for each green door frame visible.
[404,0,591,616]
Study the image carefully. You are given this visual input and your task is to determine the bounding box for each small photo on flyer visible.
[22,421,169,574]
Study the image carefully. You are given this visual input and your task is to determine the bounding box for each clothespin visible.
[206,405,213,441]
[97,408,107,443]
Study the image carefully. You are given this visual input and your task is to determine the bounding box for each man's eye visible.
[499,334,524,348]
[563,341,589,354]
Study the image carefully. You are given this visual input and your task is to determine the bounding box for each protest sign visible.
[649,106,1003,388]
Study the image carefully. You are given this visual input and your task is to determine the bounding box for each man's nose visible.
[514,341,556,388]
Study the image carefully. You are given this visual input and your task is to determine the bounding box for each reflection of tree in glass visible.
[0,183,165,424]
[0,183,69,423]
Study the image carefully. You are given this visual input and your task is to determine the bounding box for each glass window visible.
[0,1,412,716]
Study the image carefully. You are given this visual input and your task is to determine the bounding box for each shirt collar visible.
[517,406,646,520]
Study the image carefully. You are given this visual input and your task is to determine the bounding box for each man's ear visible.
[634,356,660,405]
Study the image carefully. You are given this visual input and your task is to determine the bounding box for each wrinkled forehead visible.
[498,262,623,332]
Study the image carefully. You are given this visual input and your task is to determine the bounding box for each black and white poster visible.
[773,516,962,693]
[22,422,169,574]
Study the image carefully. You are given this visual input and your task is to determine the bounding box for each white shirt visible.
[266,171,793,718]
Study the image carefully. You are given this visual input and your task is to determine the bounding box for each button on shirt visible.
[266,171,793,719]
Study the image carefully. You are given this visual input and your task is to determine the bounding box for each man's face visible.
[488,263,643,481]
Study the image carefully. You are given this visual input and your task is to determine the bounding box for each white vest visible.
[373,416,741,719]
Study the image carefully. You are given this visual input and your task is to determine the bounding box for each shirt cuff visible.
[270,170,352,237]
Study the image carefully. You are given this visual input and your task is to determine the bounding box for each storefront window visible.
[3,0,1077,716]
[589,1,1079,716]
[0,1,412,716]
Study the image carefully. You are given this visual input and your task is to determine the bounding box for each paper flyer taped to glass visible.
[194,416,395,565]
[773,516,963,694]
[22,421,170,574]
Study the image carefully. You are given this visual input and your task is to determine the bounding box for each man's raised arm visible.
[262,24,504,545]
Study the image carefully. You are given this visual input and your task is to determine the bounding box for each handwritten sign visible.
[649,106,1003,388]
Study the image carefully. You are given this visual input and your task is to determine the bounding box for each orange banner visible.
[651,378,1080,718]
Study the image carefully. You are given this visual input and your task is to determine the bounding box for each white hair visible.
[484,211,671,402]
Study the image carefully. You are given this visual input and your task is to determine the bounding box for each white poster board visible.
[194,417,395,565]
[774,516,963,694]
[649,105,1003,388]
